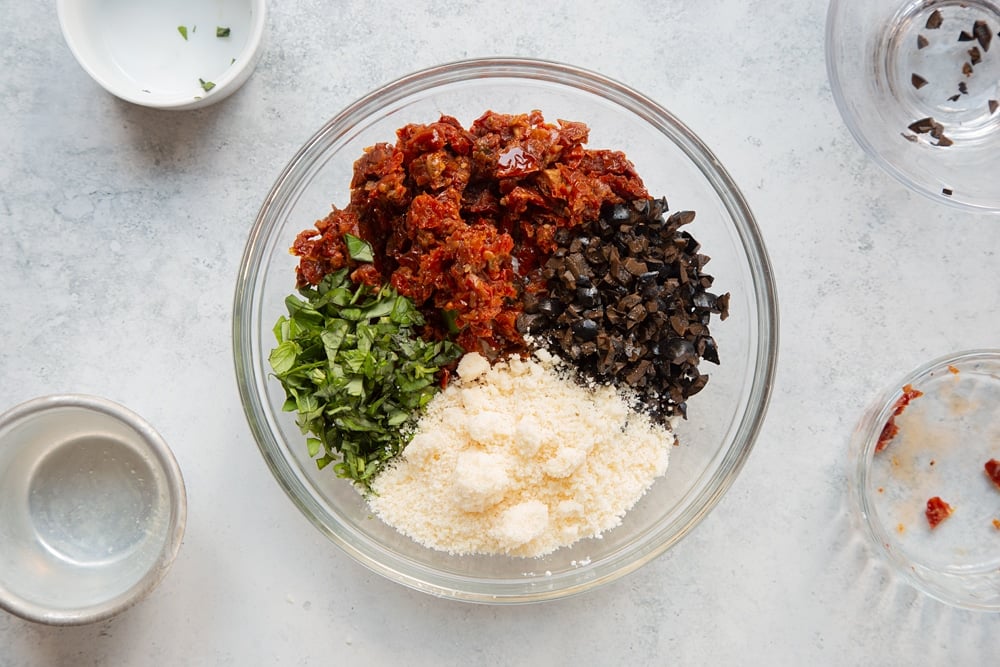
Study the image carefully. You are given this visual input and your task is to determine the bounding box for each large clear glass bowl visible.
[233,58,778,603]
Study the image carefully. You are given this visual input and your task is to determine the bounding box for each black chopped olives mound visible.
[517,197,729,423]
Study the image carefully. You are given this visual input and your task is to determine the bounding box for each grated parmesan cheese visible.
[367,352,675,557]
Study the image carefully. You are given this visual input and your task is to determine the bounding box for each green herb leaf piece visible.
[306,437,322,458]
[269,271,463,491]
[199,78,216,92]
[177,25,188,40]
[217,26,231,37]
[442,309,460,335]
[268,340,300,375]
[344,233,375,263]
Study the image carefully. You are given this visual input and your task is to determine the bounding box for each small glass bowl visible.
[826,0,1000,211]
[233,58,778,603]
[851,350,1000,611]
[0,395,187,625]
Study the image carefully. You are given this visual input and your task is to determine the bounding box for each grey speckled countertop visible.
[2,1,999,664]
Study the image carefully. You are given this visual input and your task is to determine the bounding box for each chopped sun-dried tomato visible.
[985,458,1000,490]
[874,383,924,453]
[875,420,900,453]
[289,110,648,357]
[925,496,953,529]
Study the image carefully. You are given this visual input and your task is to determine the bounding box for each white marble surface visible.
[2,0,999,664]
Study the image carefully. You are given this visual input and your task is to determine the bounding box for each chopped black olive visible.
[959,30,975,42]
[918,34,929,49]
[572,319,599,342]
[973,19,992,51]
[692,291,717,310]
[577,285,600,308]
[926,10,942,30]
[908,117,937,133]
[610,203,631,222]
[536,298,562,317]
[517,196,728,422]
[700,337,720,364]
[663,338,696,365]
[969,46,982,64]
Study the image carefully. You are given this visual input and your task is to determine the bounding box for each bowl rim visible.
[55,0,267,110]
[0,393,187,625]
[824,0,1000,214]
[850,348,1000,612]
[233,56,779,603]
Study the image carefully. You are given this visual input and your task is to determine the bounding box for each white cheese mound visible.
[367,352,674,558]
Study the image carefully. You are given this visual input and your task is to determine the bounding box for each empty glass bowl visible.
[233,58,778,602]
[0,395,186,625]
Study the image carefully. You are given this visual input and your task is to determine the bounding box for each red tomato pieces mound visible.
[925,496,954,529]
[290,110,648,357]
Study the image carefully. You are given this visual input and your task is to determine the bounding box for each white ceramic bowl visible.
[0,395,187,625]
[57,0,266,110]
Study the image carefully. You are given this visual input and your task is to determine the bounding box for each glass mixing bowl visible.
[233,58,778,603]
[826,0,1000,212]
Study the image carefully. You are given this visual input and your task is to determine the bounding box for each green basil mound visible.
[269,268,462,489]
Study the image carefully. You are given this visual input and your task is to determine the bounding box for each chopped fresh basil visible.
[177,25,188,40]
[199,78,216,92]
[217,26,231,37]
[344,233,375,263]
[269,265,462,489]
[442,309,460,335]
